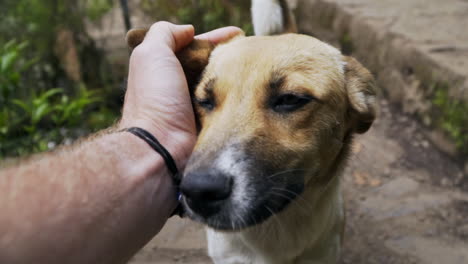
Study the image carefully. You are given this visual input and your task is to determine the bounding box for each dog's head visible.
[176,34,377,230]
[126,30,377,230]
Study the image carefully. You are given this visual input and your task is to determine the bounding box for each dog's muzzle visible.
[180,145,306,231]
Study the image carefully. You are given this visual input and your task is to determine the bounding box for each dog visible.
[126,0,377,263]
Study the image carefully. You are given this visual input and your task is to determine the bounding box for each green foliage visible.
[0,40,32,105]
[86,0,114,21]
[0,38,117,158]
[0,0,122,158]
[0,0,120,93]
[1,85,112,157]
[0,40,35,138]
[432,84,468,155]
[12,89,64,130]
[140,0,254,35]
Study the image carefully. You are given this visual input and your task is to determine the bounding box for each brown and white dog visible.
[127,0,377,263]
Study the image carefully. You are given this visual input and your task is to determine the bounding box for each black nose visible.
[181,171,233,201]
[180,171,233,216]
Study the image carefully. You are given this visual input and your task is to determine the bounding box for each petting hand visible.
[120,22,242,164]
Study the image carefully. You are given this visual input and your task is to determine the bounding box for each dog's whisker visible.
[270,187,315,212]
[266,168,308,179]
[264,205,286,238]
[267,190,310,213]
[248,213,260,234]
[233,210,247,230]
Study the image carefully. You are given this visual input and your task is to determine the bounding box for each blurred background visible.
[1,0,467,263]
[0,0,252,158]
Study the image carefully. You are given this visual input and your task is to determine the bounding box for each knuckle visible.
[150,21,173,32]
[130,44,151,64]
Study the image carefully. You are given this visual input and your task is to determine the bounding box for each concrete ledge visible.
[295,0,468,158]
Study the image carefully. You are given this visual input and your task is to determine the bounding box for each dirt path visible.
[340,99,468,264]
[129,98,467,264]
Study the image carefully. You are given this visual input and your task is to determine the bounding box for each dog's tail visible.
[251,0,297,36]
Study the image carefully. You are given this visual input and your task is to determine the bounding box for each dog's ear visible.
[125,28,215,90]
[176,39,215,90]
[344,56,378,134]
[126,28,148,50]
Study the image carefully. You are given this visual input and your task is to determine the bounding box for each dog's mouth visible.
[180,168,305,231]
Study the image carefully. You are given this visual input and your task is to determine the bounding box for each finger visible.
[143,21,195,52]
[195,26,244,44]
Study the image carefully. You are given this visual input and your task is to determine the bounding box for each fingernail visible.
[178,24,194,31]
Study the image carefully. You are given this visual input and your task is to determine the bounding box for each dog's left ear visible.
[343,56,378,134]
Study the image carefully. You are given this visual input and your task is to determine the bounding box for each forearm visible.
[0,130,181,263]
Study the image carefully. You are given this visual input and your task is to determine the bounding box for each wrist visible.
[117,119,196,173]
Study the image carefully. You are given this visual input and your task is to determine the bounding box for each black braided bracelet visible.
[124,127,184,217]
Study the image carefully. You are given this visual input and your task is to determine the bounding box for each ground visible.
[129,98,467,264]
[340,99,468,264]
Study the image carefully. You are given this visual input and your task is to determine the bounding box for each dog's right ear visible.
[176,39,215,90]
[126,28,215,90]
[126,28,148,50]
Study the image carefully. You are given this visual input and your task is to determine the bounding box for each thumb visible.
[143,22,195,52]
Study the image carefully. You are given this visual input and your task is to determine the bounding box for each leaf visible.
[369,178,382,187]
[38,88,63,101]
[1,50,19,73]
[12,99,31,113]
[3,40,17,51]
[353,171,368,185]
[32,103,52,124]
[24,125,35,133]
[19,57,38,73]
[17,41,29,51]
[353,171,381,187]
[352,142,363,154]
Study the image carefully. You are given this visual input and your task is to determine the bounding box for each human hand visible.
[119,22,242,163]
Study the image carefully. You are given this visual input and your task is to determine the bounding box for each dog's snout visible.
[181,172,232,201]
[181,170,233,216]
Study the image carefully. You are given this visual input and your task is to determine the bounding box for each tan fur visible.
[193,35,349,171]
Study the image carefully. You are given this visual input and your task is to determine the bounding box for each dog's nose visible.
[181,171,232,201]
[180,171,233,216]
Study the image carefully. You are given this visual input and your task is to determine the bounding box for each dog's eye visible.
[195,98,215,111]
[272,94,313,113]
